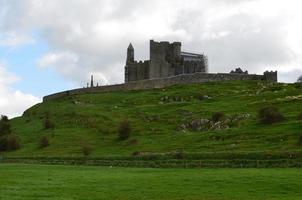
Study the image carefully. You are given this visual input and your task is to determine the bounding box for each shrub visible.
[258,105,285,124]
[212,112,226,122]
[0,137,6,151]
[0,115,11,136]
[82,144,92,156]
[43,116,55,130]
[195,94,209,101]
[118,120,131,140]
[39,136,49,148]
[132,151,141,156]
[44,118,55,129]
[0,135,20,151]
[6,135,20,151]
[0,115,9,122]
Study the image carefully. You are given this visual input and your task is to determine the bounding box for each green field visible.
[0,164,301,200]
[2,81,302,160]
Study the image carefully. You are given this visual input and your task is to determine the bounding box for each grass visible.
[0,164,301,200]
[2,80,302,158]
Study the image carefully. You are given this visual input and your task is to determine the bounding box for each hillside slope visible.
[4,81,302,158]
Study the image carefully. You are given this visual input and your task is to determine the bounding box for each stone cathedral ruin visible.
[43,40,278,101]
[124,40,277,83]
[125,40,208,82]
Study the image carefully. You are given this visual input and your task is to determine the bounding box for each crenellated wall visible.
[43,71,277,101]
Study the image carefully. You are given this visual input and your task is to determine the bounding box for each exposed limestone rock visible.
[179,113,250,132]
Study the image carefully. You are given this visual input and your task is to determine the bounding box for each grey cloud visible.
[279,69,302,83]
[174,9,295,74]
[0,0,301,85]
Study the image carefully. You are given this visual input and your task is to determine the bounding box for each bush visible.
[0,115,19,152]
[258,105,285,124]
[0,115,11,136]
[6,135,20,151]
[0,135,20,152]
[43,115,55,130]
[195,94,209,101]
[212,112,226,122]
[132,151,141,156]
[0,115,9,122]
[82,144,92,156]
[39,136,49,148]
[118,120,131,140]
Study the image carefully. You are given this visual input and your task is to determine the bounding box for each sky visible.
[0,0,302,118]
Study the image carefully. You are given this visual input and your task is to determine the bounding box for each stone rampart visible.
[43,72,276,101]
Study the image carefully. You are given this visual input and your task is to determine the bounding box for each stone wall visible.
[127,60,150,82]
[43,72,277,101]
[125,40,208,82]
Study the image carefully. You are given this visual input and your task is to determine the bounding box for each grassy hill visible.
[3,80,302,162]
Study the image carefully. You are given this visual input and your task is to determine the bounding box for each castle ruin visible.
[43,40,278,101]
[125,40,208,82]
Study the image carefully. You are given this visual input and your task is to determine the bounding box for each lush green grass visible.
[0,164,301,200]
[3,81,302,158]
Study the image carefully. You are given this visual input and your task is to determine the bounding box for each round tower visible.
[126,43,134,64]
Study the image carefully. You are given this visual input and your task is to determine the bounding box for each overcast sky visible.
[0,0,302,118]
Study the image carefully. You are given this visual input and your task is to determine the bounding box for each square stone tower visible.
[125,40,208,82]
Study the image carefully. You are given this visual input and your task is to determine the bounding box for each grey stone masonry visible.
[44,39,278,101]
[43,71,277,101]
[125,40,208,82]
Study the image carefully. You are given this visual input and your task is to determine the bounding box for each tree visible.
[0,115,20,152]
[0,115,11,136]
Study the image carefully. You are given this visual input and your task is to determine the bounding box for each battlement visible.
[125,40,208,82]
[263,71,278,82]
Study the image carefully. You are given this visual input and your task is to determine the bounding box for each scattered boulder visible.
[190,119,210,131]
[160,94,211,103]
[179,113,250,132]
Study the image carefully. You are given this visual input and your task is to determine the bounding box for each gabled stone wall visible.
[125,40,208,82]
